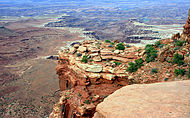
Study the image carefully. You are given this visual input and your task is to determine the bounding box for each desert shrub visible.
[78,93,82,97]
[115,43,125,50]
[155,41,161,47]
[173,53,184,66]
[174,69,186,76]
[135,58,144,68]
[126,62,138,73]
[174,47,180,50]
[164,78,168,81]
[108,45,113,47]
[159,44,164,48]
[105,39,111,43]
[145,44,158,63]
[81,55,88,63]
[173,39,178,43]
[186,53,190,57]
[127,58,144,73]
[176,40,185,46]
[151,68,158,73]
[137,49,141,52]
[83,100,90,104]
[113,61,122,66]
[76,53,82,57]
[110,42,115,45]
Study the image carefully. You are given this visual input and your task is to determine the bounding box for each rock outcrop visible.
[94,80,190,118]
[50,11,190,118]
[50,40,142,118]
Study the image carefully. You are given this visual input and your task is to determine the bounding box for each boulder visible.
[73,44,80,48]
[101,73,115,80]
[94,80,190,118]
[114,50,120,54]
[78,46,87,53]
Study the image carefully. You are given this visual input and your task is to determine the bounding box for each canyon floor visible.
[0,18,86,117]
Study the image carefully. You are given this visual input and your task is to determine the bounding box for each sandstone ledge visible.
[94,80,190,118]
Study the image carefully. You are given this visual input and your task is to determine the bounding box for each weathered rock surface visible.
[50,11,190,118]
[94,80,190,118]
[86,64,103,73]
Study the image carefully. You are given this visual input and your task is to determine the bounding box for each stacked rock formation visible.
[50,40,143,118]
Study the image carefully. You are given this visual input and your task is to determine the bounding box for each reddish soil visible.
[0,19,84,117]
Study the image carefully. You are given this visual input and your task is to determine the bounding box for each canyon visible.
[0,1,190,117]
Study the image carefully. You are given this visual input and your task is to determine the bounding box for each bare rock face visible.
[182,9,190,43]
[94,80,190,118]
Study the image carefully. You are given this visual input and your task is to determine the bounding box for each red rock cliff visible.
[50,11,190,118]
[50,40,142,118]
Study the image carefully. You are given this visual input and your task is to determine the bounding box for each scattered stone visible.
[93,56,102,62]
[78,46,87,53]
[114,50,120,54]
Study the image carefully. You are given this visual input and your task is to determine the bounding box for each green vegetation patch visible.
[154,41,161,47]
[151,68,158,74]
[115,43,125,50]
[83,100,90,104]
[113,61,122,66]
[81,55,91,63]
[174,69,186,76]
[154,41,164,48]
[173,53,184,66]
[126,58,144,73]
[175,40,186,46]
[145,44,158,63]
[105,39,111,43]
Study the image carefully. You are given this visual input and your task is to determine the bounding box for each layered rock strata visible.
[50,40,142,118]
[50,11,190,118]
